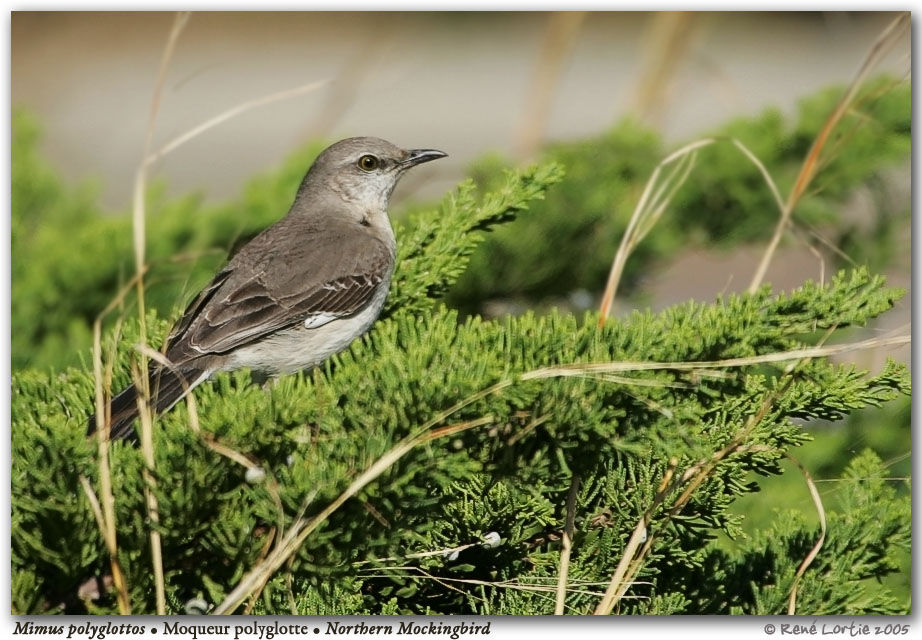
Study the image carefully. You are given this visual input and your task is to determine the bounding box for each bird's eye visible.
[358,154,379,171]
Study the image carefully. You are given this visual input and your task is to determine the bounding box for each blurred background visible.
[10,10,912,599]
[11,12,909,206]
[11,11,910,327]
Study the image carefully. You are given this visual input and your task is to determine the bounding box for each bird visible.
[88,137,447,440]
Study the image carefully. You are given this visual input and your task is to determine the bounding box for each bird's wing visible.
[165,222,393,358]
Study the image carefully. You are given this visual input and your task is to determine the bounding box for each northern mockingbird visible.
[88,137,446,440]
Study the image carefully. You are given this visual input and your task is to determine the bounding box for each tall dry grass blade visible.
[78,476,131,614]
[629,12,698,128]
[597,138,715,325]
[514,11,587,159]
[90,267,150,614]
[554,474,581,614]
[598,135,789,325]
[133,11,191,615]
[747,12,909,293]
[147,79,329,168]
[786,454,827,615]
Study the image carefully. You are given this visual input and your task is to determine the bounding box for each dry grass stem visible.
[135,345,259,471]
[78,477,131,614]
[507,413,550,446]
[352,542,480,567]
[304,28,379,137]
[242,527,279,616]
[90,267,152,614]
[601,47,907,318]
[523,333,909,382]
[786,454,827,615]
[147,79,330,168]
[747,12,909,293]
[514,11,587,159]
[131,11,192,616]
[366,567,617,602]
[593,458,677,614]
[97,9,331,612]
[731,138,785,212]
[630,12,698,127]
[597,133,803,325]
[554,474,581,614]
[597,137,715,324]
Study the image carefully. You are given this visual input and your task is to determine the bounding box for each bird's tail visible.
[87,364,208,441]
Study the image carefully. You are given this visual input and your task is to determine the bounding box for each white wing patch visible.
[303,313,339,330]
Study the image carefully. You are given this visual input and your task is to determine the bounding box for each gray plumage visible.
[89,137,446,440]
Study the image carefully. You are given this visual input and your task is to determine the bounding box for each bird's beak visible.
[402,148,448,167]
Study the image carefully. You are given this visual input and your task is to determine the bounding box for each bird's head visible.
[297,137,447,217]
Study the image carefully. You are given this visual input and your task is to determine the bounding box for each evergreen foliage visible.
[12,200,909,613]
[11,78,910,615]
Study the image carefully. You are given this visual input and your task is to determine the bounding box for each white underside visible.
[220,282,390,375]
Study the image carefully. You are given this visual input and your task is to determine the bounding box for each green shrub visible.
[12,165,910,612]
[11,77,909,615]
